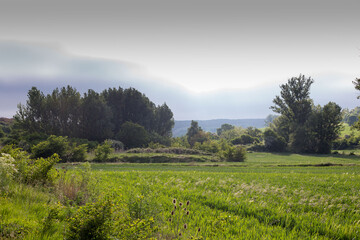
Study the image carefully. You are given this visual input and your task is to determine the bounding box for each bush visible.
[263,129,287,152]
[1,145,60,185]
[117,122,150,149]
[193,140,220,153]
[25,154,60,185]
[231,134,259,145]
[94,140,114,162]
[68,144,88,162]
[31,135,88,162]
[31,135,69,159]
[0,153,17,189]
[219,145,246,162]
[66,198,112,240]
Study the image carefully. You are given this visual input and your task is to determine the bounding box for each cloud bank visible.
[0,41,358,120]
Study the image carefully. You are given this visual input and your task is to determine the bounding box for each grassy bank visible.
[2,152,360,239]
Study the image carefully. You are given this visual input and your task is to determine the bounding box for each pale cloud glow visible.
[0,0,360,119]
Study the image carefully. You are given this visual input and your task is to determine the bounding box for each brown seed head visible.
[173,199,176,204]
[179,202,183,207]
[171,211,174,215]
[174,205,177,210]
[198,227,201,232]
[184,224,187,229]
[187,200,190,206]
[186,211,190,215]
[179,232,182,236]
[168,218,172,222]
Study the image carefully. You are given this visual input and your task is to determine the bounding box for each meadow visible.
[1,152,360,239]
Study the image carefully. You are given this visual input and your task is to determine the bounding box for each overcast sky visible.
[0,0,360,120]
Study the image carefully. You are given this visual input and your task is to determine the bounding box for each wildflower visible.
[179,202,183,207]
[198,227,201,232]
[179,232,182,237]
[186,200,190,206]
[184,224,187,229]
[171,211,174,215]
[173,199,176,204]
[184,208,187,211]
[174,205,177,210]
[186,211,190,215]
[168,218,172,222]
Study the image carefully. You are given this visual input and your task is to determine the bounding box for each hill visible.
[173,119,266,137]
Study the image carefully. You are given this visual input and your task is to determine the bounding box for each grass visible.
[2,152,360,239]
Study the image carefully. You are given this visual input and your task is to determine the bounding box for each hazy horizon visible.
[1,0,359,120]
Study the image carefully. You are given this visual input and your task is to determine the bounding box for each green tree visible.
[15,87,46,134]
[102,87,125,134]
[117,121,150,149]
[154,103,174,137]
[306,102,342,153]
[80,89,113,141]
[216,124,235,136]
[94,140,114,162]
[271,75,314,152]
[263,128,287,152]
[186,121,208,147]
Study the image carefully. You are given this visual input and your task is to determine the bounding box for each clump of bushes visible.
[66,198,113,240]
[31,135,87,162]
[94,140,114,162]
[0,153,17,189]
[0,145,60,185]
[219,145,247,162]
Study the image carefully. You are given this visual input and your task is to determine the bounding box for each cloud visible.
[0,41,359,120]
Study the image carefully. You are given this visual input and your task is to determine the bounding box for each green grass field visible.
[2,152,360,239]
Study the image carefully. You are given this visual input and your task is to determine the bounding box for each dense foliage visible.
[14,86,174,147]
[269,75,342,153]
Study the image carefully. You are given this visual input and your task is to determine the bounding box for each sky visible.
[0,0,360,120]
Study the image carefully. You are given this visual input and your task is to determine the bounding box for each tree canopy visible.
[15,86,174,145]
[269,75,342,153]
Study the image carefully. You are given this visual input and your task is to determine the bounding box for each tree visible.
[117,121,150,149]
[102,87,125,134]
[271,75,314,152]
[264,114,278,127]
[216,124,235,136]
[186,120,208,147]
[263,128,287,152]
[154,103,174,137]
[306,102,342,153]
[80,89,113,141]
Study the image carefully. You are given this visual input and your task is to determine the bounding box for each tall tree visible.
[305,102,342,153]
[15,87,46,133]
[102,87,125,134]
[154,103,174,137]
[270,74,314,152]
[80,89,113,141]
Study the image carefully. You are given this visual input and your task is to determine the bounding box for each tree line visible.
[14,86,174,147]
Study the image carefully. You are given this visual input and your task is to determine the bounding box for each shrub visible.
[94,140,114,162]
[25,154,60,185]
[117,122,150,149]
[231,134,259,145]
[68,144,88,162]
[31,135,69,159]
[263,128,287,152]
[31,135,88,162]
[66,198,112,240]
[0,153,17,189]
[219,145,246,162]
[106,139,124,151]
[0,145,31,183]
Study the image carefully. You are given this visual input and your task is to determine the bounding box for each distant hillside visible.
[173,119,266,137]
